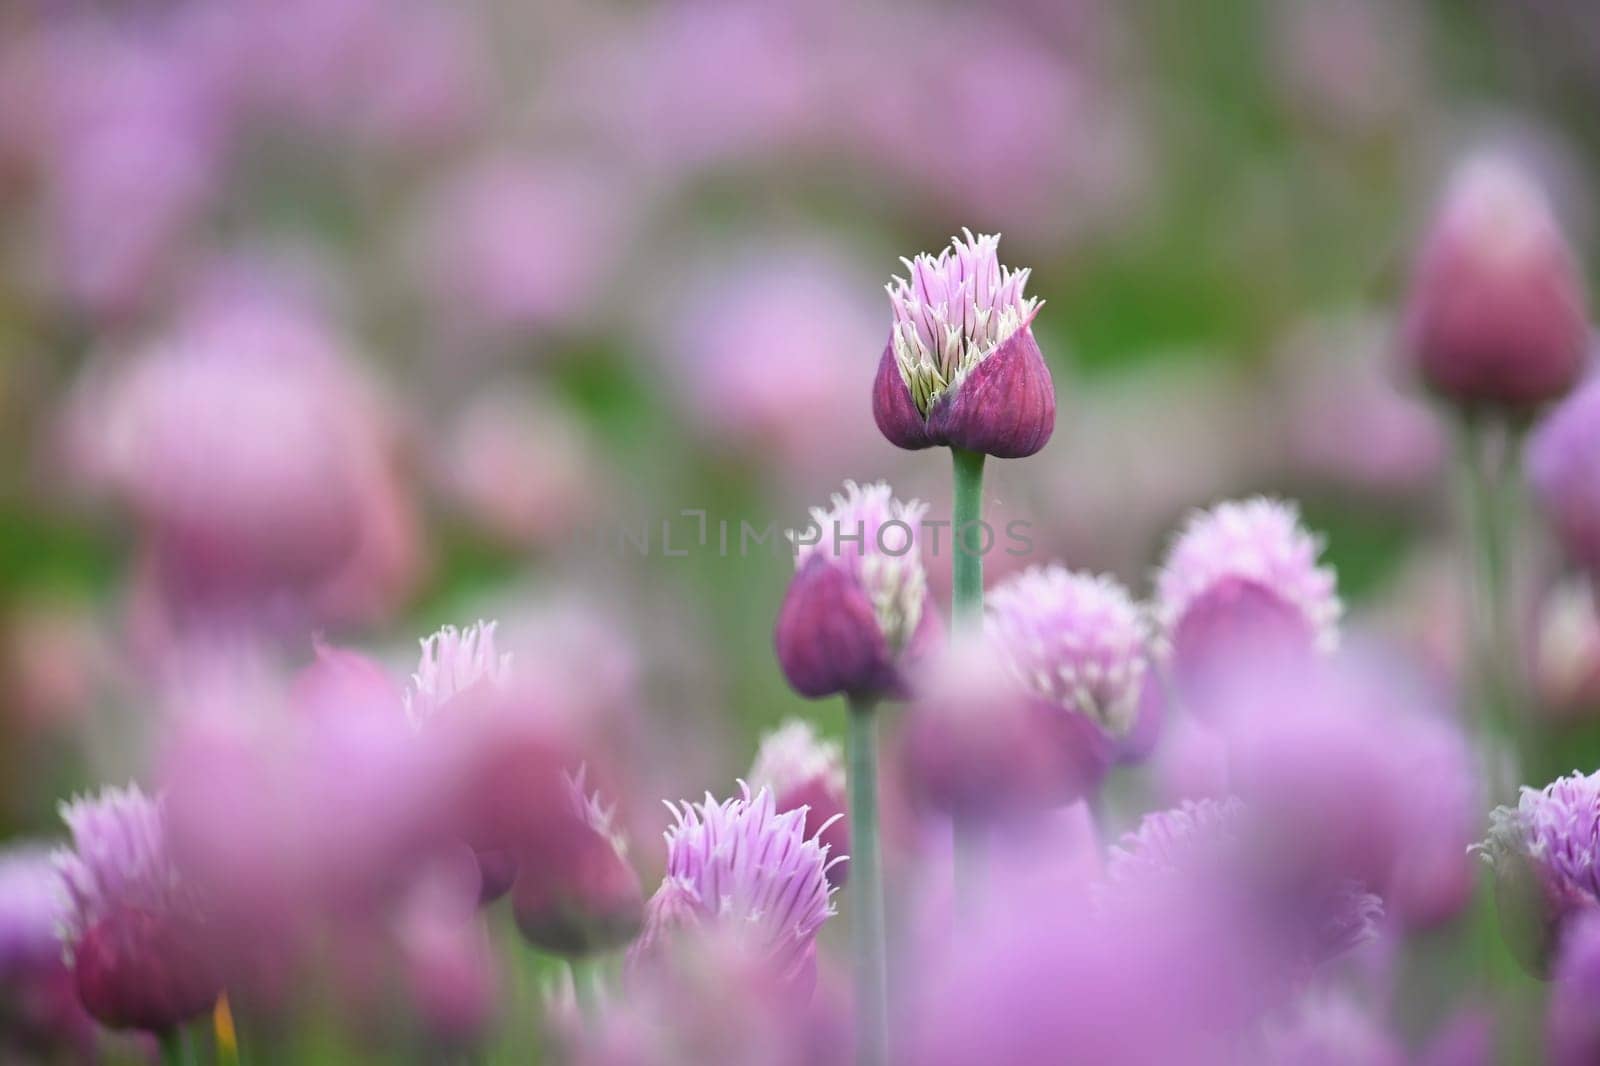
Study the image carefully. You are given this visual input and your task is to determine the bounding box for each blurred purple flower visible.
[1252,988,1407,1066]
[56,784,221,1032]
[1548,910,1600,1066]
[774,481,938,701]
[630,785,839,992]
[986,565,1148,738]
[513,769,644,958]
[0,845,95,1058]
[1156,498,1341,705]
[899,638,1098,819]
[657,245,882,483]
[1529,377,1600,578]
[413,153,637,343]
[1531,577,1600,718]
[874,230,1055,458]
[1403,152,1590,411]
[749,721,849,888]
[404,620,512,729]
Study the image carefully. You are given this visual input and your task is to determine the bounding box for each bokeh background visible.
[3,0,1600,909]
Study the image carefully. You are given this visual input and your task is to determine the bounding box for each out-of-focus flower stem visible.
[847,693,888,1066]
[1458,413,1522,800]
[951,448,987,629]
[158,1028,195,1066]
[569,958,600,1019]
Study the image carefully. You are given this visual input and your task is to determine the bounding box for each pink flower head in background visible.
[405,620,513,727]
[1531,577,1600,717]
[630,785,839,992]
[986,565,1148,738]
[1403,151,1590,411]
[1548,911,1600,1066]
[1156,497,1341,703]
[874,230,1055,458]
[1529,378,1600,579]
[774,481,936,701]
[0,844,95,1057]
[55,784,220,1033]
[512,768,644,958]
[748,721,849,888]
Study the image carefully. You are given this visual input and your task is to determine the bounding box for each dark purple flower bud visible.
[748,721,849,888]
[773,481,936,701]
[513,771,643,958]
[875,230,1055,458]
[1529,379,1600,579]
[55,785,221,1033]
[1403,153,1590,411]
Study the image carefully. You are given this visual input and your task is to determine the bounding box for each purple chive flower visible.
[1529,379,1600,579]
[1548,911,1600,1066]
[899,639,1087,819]
[873,230,1055,458]
[1156,498,1341,702]
[1402,152,1590,411]
[629,786,839,991]
[1477,769,1600,974]
[1252,990,1407,1066]
[56,785,220,1033]
[749,721,849,888]
[1105,798,1383,974]
[774,481,937,701]
[0,845,94,1056]
[513,769,644,958]
[986,565,1149,740]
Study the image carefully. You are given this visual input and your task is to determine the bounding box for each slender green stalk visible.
[950,448,987,629]
[847,694,888,1066]
[214,994,241,1066]
[1458,414,1522,799]
[157,1028,194,1066]
[569,958,600,1020]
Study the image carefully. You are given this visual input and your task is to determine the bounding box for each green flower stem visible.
[1458,413,1522,799]
[157,1028,195,1066]
[847,694,888,1066]
[950,448,987,630]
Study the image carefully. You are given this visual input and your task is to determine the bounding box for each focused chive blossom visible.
[985,565,1148,736]
[404,619,513,726]
[887,230,1040,416]
[775,481,935,700]
[1477,769,1600,970]
[629,785,839,986]
[874,230,1055,458]
[748,721,849,886]
[1155,498,1341,678]
[55,784,221,1032]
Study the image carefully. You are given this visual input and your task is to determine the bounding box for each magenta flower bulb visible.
[985,565,1149,739]
[898,638,1097,817]
[1156,498,1341,703]
[512,770,644,958]
[874,229,1055,458]
[748,721,849,888]
[1402,153,1590,411]
[1477,770,1600,975]
[55,784,220,1033]
[774,481,937,700]
[628,785,839,990]
[1548,911,1600,1066]
[1529,380,1600,579]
